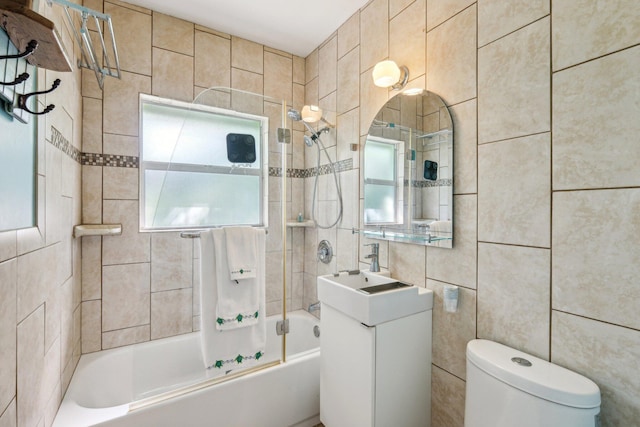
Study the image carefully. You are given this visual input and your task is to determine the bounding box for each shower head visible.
[304,135,314,147]
[287,108,302,121]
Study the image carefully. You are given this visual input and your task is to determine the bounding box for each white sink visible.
[317,271,433,326]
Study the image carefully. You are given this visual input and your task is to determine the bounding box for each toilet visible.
[465,340,601,427]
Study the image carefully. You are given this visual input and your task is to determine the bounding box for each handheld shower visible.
[288,107,344,229]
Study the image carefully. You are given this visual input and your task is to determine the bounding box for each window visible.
[139,95,268,231]
[363,136,403,224]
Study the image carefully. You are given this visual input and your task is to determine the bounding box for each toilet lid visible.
[467,340,601,409]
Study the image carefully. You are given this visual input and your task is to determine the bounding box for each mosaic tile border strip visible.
[81,153,139,168]
[407,178,453,188]
[50,126,81,163]
[269,158,353,178]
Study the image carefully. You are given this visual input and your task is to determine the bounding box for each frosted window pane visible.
[142,103,261,168]
[145,171,260,228]
[364,184,395,223]
[364,140,395,181]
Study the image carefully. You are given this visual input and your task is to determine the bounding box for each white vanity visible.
[317,271,433,427]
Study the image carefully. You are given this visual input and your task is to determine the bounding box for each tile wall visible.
[79,0,310,354]
[302,0,638,425]
[0,2,83,426]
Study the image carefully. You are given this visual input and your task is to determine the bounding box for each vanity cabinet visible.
[320,303,432,427]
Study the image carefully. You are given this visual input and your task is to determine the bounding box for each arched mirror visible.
[363,90,453,247]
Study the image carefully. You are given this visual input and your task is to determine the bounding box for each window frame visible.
[363,135,404,225]
[138,94,269,232]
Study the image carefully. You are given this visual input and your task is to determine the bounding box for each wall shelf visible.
[73,224,122,238]
[286,220,315,228]
[0,0,72,71]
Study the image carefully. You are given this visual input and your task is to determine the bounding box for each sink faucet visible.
[364,243,380,272]
[308,301,321,312]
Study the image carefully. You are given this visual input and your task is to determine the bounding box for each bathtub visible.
[53,310,320,427]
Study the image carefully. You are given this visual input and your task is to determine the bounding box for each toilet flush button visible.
[511,357,532,367]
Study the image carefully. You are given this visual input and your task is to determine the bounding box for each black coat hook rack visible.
[16,78,60,115]
[0,39,37,86]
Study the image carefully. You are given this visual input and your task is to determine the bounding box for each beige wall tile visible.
[318,36,337,99]
[390,0,426,83]
[103,71,152,137]
[264,52,292,102]
[478,133,550,247]
[153,12,194,55]
[103,134,138,157]
[151,233,193,292]
[478,0,549,46]
[450,99,477,195]
[427,195,477,289]
[195,31,231,88]
[338,12,359,59]
[82,97,102,154]
[102,167,138,200]
[552,312,640,427]
[305,49,318,84]
[17,306,45,427]
[389,241,426,287]
[102,263,150,331]
[293,56,305,85]
[151,288,192,339]
[152,48,194,102]
[431,365,465,427]
[552,0,640,71]
[478,243,550,359]
[102,324,150,350]
[427,5,475,106]
[17,245,54,323]
[81,236,101,301]
[427,0,474,31]
[81,300,101,353]
[44,284,61,353]
[0,232,16,263]
[360,0,388,72]
[552,188,640,330]
[0,260,16,416]
[81,166,102,224]
[553,46,640,190]
[0,400,16,427]
[337,47,360,114]
[231,37,263,74]
[231,68,263,96]
[478,18,550,144]
[428,279,476,379]
[105,2,151,75]
[102,200,150,265]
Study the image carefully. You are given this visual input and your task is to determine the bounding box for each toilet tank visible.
[464,340,601,427]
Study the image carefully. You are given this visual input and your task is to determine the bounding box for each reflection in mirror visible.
[363,90,452,247]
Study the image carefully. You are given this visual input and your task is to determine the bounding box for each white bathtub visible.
[53,310,320,427]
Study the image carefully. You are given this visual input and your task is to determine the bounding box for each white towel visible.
[213,228,259,330]
[199,228,266,373]
[224,226,257,280]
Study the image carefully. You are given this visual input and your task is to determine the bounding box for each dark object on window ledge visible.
[424,160,438,181]
[227,133,256,163]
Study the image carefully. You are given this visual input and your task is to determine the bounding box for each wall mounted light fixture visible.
[301,104,335,128]
[372,60,409,90]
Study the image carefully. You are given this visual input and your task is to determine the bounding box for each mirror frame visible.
[362,90,453,247]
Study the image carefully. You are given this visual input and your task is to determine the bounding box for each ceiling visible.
[124,0,370,58]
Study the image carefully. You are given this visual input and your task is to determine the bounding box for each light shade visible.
[301,105,323,123]
[372,60,409,90]
[372,60,401,87]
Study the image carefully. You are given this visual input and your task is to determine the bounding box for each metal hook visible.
[0,40,37,86]
[16,78,61,115]
[0,40,38,61]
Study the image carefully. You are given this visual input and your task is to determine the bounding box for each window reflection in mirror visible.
[363,90,453,247]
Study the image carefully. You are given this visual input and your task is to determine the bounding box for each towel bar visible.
[180,228,268,239]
